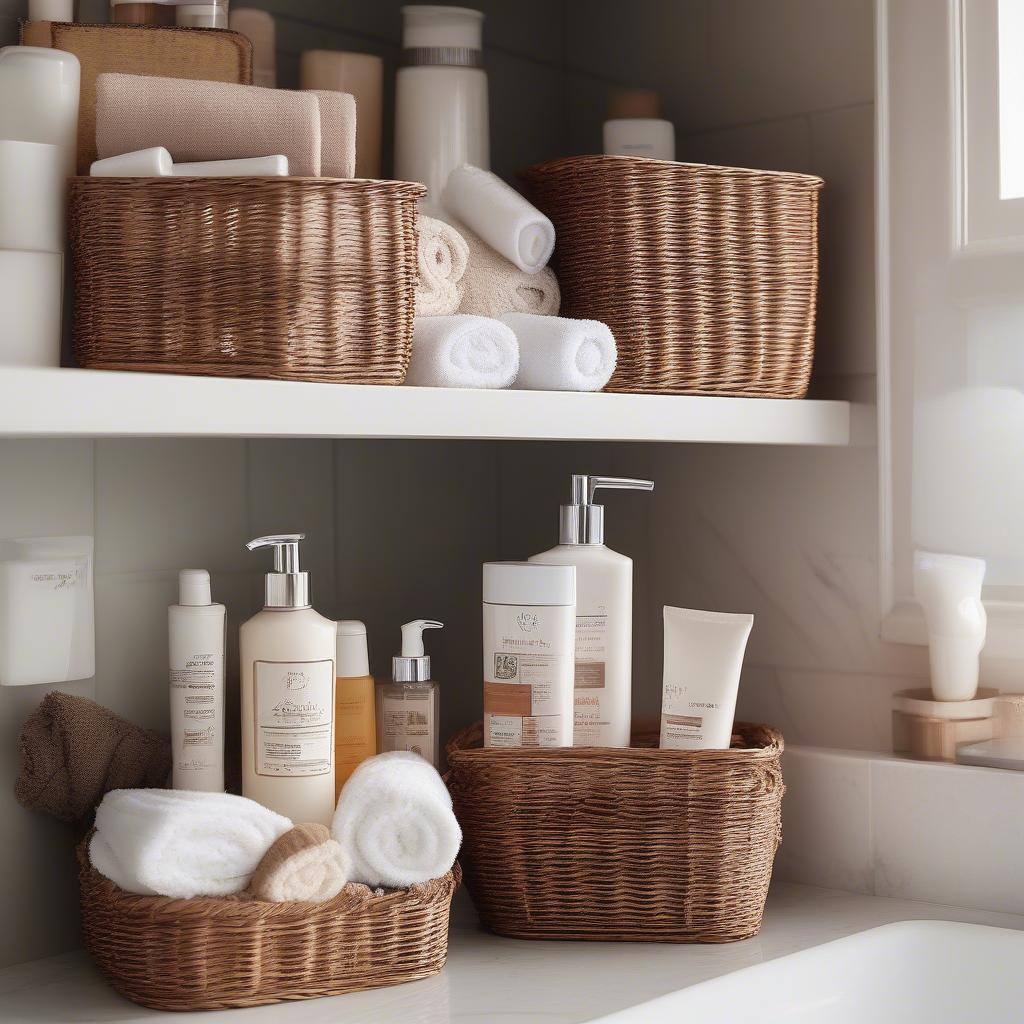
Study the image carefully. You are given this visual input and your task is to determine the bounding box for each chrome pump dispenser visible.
[559,475,655,545]
[246,533,310,609]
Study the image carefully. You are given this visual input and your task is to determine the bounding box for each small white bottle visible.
[603,88,675,162]
[240,535,336,826]
[530,475,654,748]
[169,569,226,792]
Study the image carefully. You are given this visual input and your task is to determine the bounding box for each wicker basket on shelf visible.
[446,722,783,943]
[76,840,460,1011]
[522,155,823,398]
[68,177,425,385]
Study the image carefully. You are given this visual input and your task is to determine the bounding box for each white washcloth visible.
[443,165,555,274]
[332,751,462,888]
[406,314,519,389]
[501,312,617,392]
[89,788,292,898]
[415,215,469,317]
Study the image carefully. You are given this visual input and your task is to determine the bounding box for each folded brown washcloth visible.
[16,692,171,824]
[249,822,350,903]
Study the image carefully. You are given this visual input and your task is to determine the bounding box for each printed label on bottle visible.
[171,652,220,772]
[573,609,608,745]
[484,604,574,748]
[254,660,334,777]
[660,681,720,748]
[380,690,435,761]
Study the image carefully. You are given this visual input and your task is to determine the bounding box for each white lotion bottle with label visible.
[169,569,225,791]
[240,534,336,826]
[530,475,654,748]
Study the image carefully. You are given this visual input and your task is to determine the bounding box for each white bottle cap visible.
[179,569,211,606]
[336,620,370,677]
[401,5,484,50]
[483,561,575,607]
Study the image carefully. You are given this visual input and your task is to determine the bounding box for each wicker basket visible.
[446,722,783,943]
[68,177,425,384]
[77,841,460,1010]
[522,155,823,397]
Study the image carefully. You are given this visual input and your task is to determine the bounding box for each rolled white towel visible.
[415,215,469,317]
[501,312,617,392]
[90,788,292,898]
[443,165,555,274]
[405,314,519,389]
[332,751,461,888]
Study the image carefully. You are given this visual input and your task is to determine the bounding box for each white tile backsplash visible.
[776,747,873,893]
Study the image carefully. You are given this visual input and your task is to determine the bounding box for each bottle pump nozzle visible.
[560,474,654,545]
[246,533,310,609]
[394,619,443,681]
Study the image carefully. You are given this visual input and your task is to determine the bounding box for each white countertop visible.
[2,884,1022,1024]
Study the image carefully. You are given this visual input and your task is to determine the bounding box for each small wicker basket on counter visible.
[68,176,425,385]
[522,155,823,398]
[446,722,783,943]
[77,840,460,1011]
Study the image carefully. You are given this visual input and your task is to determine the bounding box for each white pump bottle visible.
[240,534,336,826]
[530,475,654,747]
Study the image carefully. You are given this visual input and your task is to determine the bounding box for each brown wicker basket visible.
[446,722,783,943]
[77,840,460,1010]
[522,155,823,397]
[69,177,425,384]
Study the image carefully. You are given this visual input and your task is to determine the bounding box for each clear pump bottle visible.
[375,619,442,767]
[240,534,336,826]
[530,475,654,748]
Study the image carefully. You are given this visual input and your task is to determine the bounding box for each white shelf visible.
[0,367,854,444]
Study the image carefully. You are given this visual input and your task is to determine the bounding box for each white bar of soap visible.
[90,147,173,177]
[172,155,289,177]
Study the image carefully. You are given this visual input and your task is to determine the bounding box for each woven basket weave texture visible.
[69,177,424,385]
[523,155,823,397]
[447,721,783,943]
[77,840,460,1010]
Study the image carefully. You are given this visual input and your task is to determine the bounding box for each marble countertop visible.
[2,884,1022,1024]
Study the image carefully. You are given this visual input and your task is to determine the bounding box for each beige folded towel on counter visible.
[452,218,561,318]
[309,90,356,178]
[96,74,330,177]
[416,215,470,317]
[249,822,350,903]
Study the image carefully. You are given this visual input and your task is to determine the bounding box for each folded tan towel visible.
[249,822,351,903]
[416,215,470,317]
[309,90,356,178]
[96,73,323,176]
[453,218,561,318]
[16,692,171,824]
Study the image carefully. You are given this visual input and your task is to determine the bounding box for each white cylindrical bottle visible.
[483,562,576,748]
[530,475,654,748]
[241,534,336,826]
[394,5,489,204]
[169,569,226,792]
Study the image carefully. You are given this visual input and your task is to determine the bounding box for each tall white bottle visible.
[169,569,226,791]
[529,475,654,748]
[241,534,336,826]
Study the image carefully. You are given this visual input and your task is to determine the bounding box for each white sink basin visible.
[591,921,1024,1023]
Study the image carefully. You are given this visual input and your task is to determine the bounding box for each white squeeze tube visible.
[169,569,226,791]
[659,606,753,751]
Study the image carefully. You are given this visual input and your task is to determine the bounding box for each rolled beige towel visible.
[249,823,350,903]
[415,215,470,317]
[453,219,560,318]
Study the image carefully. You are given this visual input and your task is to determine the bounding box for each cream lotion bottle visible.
[240,534,336,826]
[530,475,653,747]
[169,569,225,791]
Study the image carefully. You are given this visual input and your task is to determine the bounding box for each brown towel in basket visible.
[96,73,324,176]
[249,823,351,903]
[451,218,561,318]
[15,691,171,824]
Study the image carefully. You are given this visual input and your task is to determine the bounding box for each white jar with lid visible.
[394,5,489,204]
[482,561,575,748]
